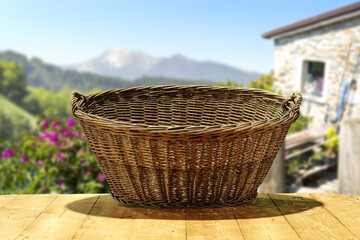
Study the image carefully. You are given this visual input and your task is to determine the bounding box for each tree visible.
[0,107,33,142]
[0,60,28,105]
[214,79,244,87]
[247,72,279,93]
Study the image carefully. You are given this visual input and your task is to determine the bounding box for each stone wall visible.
[273,17,360,127]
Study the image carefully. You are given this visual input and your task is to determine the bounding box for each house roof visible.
[262,1,360,39]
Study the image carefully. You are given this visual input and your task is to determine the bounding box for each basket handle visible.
[71,92,89,117]
[282,92,302,120]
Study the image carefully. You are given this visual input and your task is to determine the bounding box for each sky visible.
[0,0,358,73]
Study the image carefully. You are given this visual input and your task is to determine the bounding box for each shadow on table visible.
[66,194,322,220]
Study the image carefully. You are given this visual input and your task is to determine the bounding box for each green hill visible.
[0,50,213,93]
[0,94,38,141]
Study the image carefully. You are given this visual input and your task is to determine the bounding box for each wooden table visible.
[1,193,359,240]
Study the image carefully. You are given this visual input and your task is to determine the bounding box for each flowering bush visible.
[0,117,109,194]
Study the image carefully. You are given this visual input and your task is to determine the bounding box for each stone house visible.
[263,2,360,127]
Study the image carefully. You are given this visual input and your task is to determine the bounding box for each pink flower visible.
[52,121,60,128]
[60,127,71,134]
[81,158,87,164]
[67,119,76,127]
[97,173,105,183]
[2,149,16,158]
[40,131,51,140]
[21,154,29,163]
[41,119,50,129]
[84,166,91,176]
[56,180,65,189]
[63,130,78,138]
[69,131,78,138]
[49,134,59,142]
[36,160,42,167]
[81,133,86,139]
[41,131,59,142]
[56,151,66,162]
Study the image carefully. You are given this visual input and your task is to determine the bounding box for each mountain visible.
[0,94,38,141]
[67,48,159,79]
[0,50,213,93]
[65,47,261,85]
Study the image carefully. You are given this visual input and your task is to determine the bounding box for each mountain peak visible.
[98,47,158,69]
[65,47,261,84]
[170,53,188,60]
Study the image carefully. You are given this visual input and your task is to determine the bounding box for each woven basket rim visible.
[71,85,301,136]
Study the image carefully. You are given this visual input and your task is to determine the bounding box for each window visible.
[302,61,325,98]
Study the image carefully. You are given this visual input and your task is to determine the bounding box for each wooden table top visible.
[0,193,359,240]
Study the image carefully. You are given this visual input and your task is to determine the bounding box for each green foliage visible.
[287,115,313,135]
[0,59,27,105]
[0,94,38,141]
[0,84,103,142]
[324,126,339,150]
[27,87,73,118]
[323,126,339,158]
[133,76,212,87]
[0,51,213,93]
[0,110,16,143]
[21,91,42,115]
[0,117,109,194]
[26,86,105,119]
[214,79,244,87]
[247,72,282,94]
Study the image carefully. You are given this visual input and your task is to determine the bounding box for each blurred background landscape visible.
[1,0,359,195]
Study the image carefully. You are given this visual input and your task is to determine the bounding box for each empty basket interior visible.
[81,87,288,127]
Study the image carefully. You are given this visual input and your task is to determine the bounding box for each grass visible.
[0,94,38,133]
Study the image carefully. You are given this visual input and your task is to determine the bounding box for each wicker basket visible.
[71,85,302,208]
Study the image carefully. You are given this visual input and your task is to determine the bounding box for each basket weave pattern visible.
[71,85,301,208]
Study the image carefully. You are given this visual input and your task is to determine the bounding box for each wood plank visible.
[310,193,360,238]
[0,194,58,240]
[0,195,18,208]
[0,193,358,239]
[270,193,358,240]
[186,207,244,240]
[233,193,300,240]
[129,208,186,240]
[16,194,99,240]
[74,195,186,240]
[73,194,137,240]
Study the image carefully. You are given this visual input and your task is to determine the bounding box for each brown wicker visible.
[71,85,302,208]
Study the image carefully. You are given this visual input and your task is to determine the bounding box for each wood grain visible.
[0,194,58,240]
[186,207,244,240]
[311,193,360,238]
[17,194,99,240]
[74,194,186,240]
[233,193,300,240]
[0,193,358,239]
[270,193,358,240]
[0,195,18,208]
[130,208,186,240]
[73,194,136,240]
